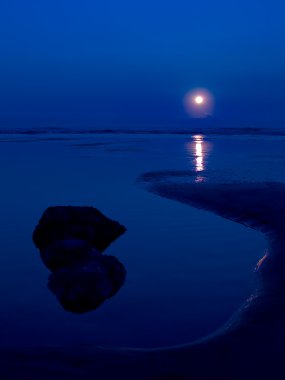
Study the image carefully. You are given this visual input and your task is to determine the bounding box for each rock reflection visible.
[33,206,127,313]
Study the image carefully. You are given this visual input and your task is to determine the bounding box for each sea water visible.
[1,131,284,348]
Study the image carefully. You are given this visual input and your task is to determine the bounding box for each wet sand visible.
[138,171,285,378]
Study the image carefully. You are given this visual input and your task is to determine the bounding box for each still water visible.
[1,132,283,348]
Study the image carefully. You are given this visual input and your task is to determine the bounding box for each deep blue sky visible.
[0,0,284,128]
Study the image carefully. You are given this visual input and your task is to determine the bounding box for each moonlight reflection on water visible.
[186,135,212,182]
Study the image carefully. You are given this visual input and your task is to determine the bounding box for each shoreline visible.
[137,172,285,378]
[2,172,285,379]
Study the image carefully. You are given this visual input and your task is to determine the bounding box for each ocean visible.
[2,129,284,348]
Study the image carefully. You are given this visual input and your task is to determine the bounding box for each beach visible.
[1,130,285,378]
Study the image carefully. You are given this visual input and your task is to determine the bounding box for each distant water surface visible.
[1,132,284,348]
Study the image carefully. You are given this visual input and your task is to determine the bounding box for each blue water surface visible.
[1,132,282,348]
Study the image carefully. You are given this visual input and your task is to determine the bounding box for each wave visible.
[1,126,285,136]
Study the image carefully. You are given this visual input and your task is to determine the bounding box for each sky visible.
[0,0,285,129]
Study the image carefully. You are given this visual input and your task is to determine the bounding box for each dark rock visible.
[33,206,127,313]
[33,206,126,252]
[40,239,101,271]
[48,255,126,313]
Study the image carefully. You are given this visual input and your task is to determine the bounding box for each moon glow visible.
[184,89,214,118]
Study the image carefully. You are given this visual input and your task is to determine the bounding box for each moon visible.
[183,88,214,118]
[194,96,204,104]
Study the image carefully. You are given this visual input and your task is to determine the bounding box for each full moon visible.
[183,88,214,118]
[194,96,204,104]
